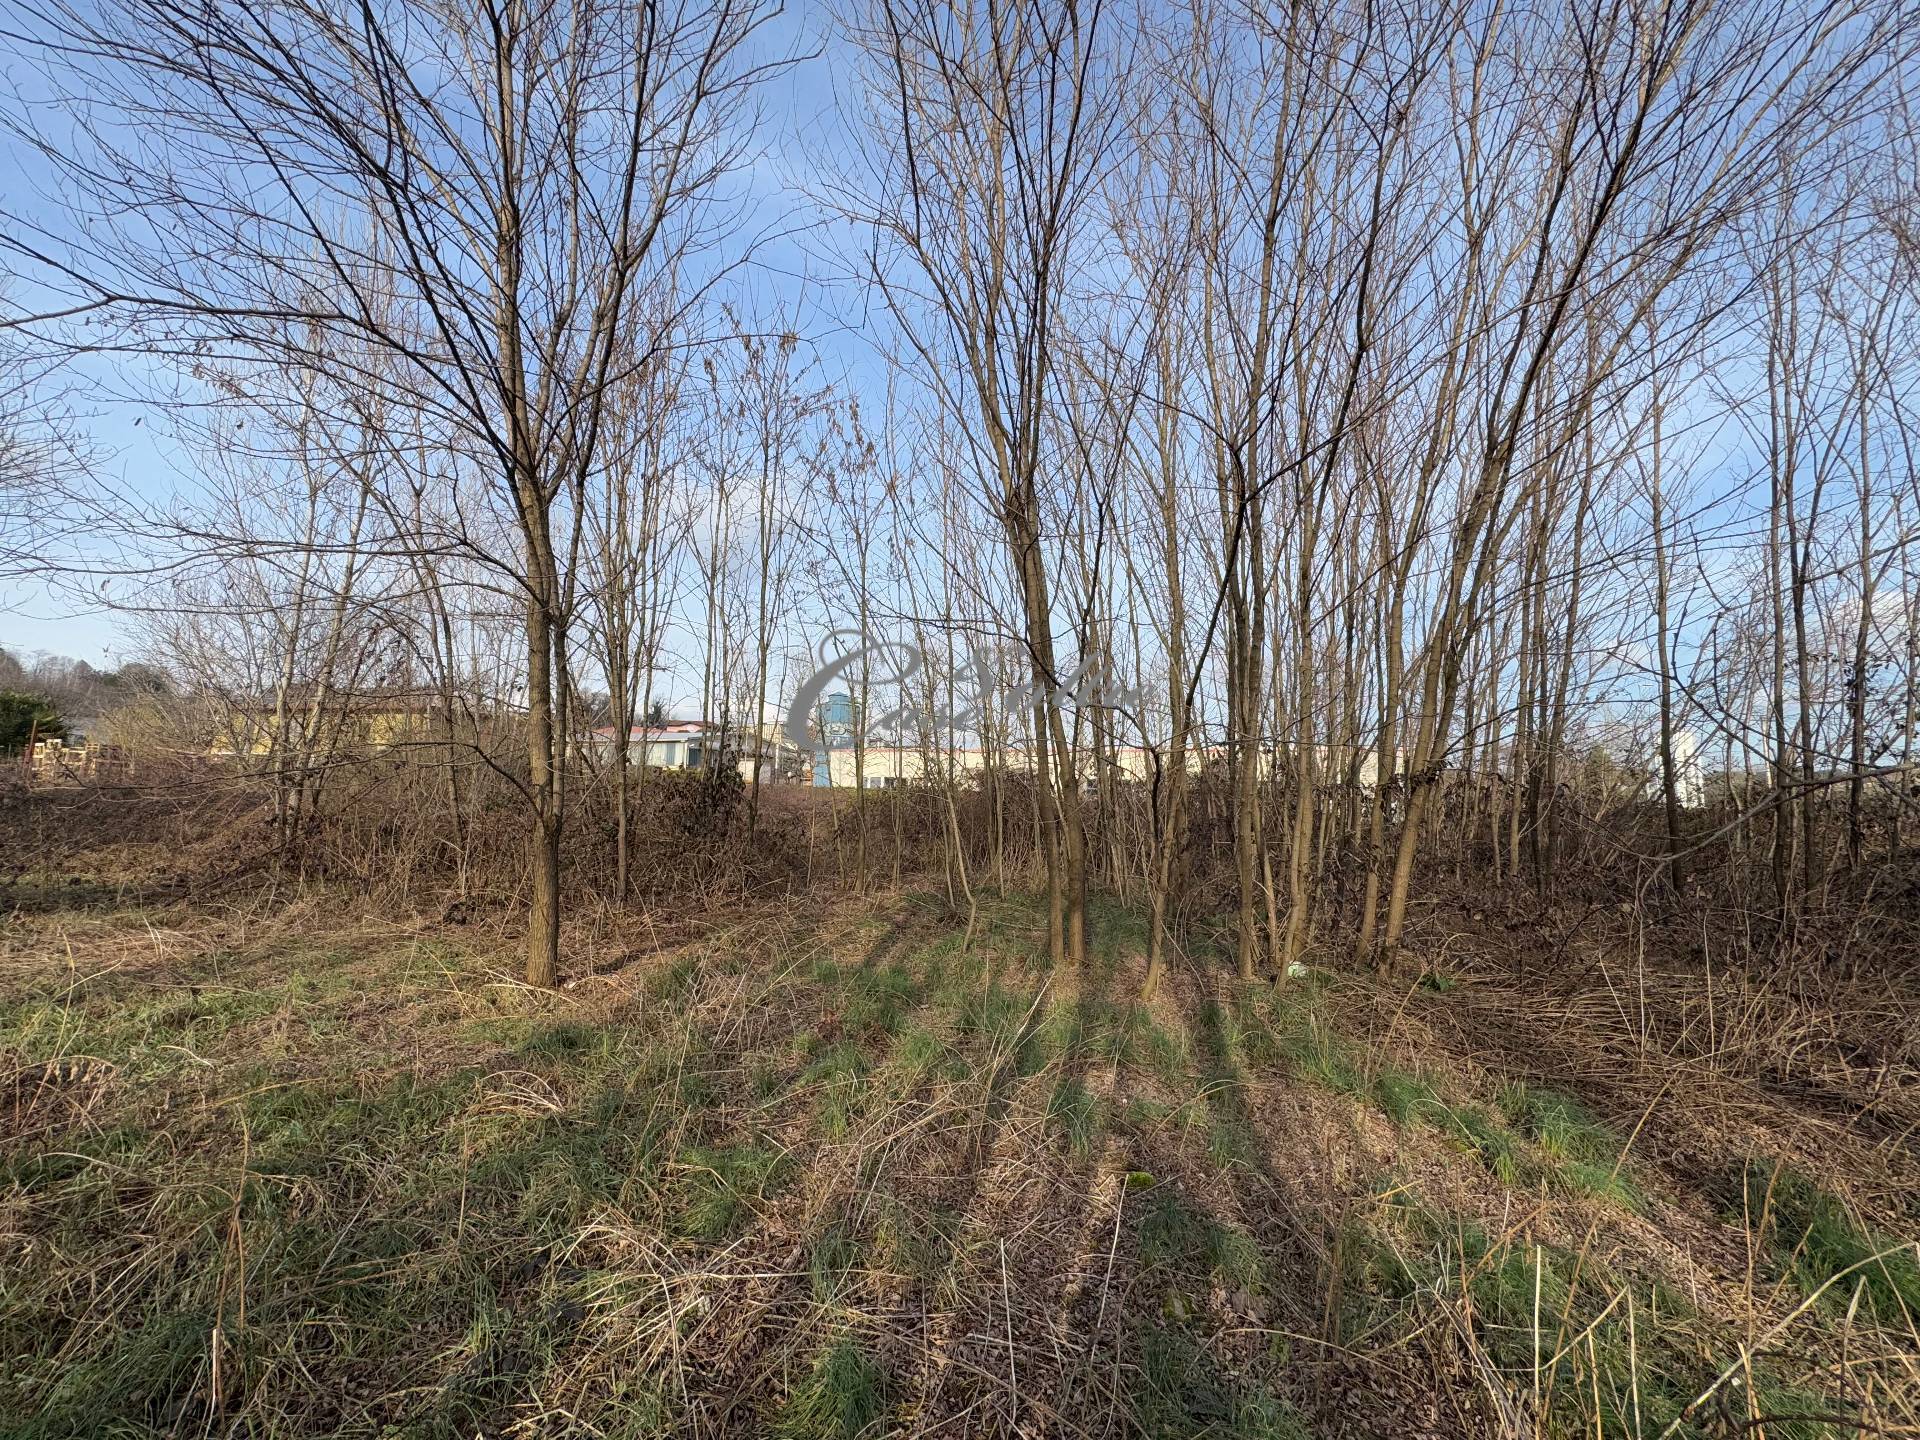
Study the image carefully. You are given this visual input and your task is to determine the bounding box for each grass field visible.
[3,870,1917,1438]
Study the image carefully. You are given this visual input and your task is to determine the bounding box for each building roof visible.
[591,721,710,739]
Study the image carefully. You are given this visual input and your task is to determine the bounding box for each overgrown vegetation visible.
[1737,1161,1920,1325]
[3,848,1915,1437]
[2,0,1918,1430]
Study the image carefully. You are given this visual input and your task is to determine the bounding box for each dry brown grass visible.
[2,799,1917,1438]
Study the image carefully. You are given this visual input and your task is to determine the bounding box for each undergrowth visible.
[2,884,1913,1438]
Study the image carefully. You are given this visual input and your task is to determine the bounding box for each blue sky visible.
[0,0,860,669]
[2,0,1901,772]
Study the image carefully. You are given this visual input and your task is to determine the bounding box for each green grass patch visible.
[807,1224,863,1304]
[1434,1105,1525,1186]
[646,951,702,1001]
[1497,1083,1643,1211]
[952,979,1048,1074]
[774,1336,889,1439]
[870,1198,961,1284]
[1355,1195,1697,1432]
[800,1042,871,1139]
[840,963,920,1039]
[1045,1074,1106,1155]
[1138,1186,1268,1292]
[884,1021,951,1088]
[1739,1160,1920,1325]
[671,1142,785,1241]
[1203,1109,1259,1170]
[1230,991,1285,1069]
[517,1019,604,1063]
[1371,1068,1441,1127]
[1269,995,1366,1098]
[1130,1325,1306,1439]
[1346,1187,1867,1438]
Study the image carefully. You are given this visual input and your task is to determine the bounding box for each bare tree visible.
[843,0,1122,967]
[6,0,781,982]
